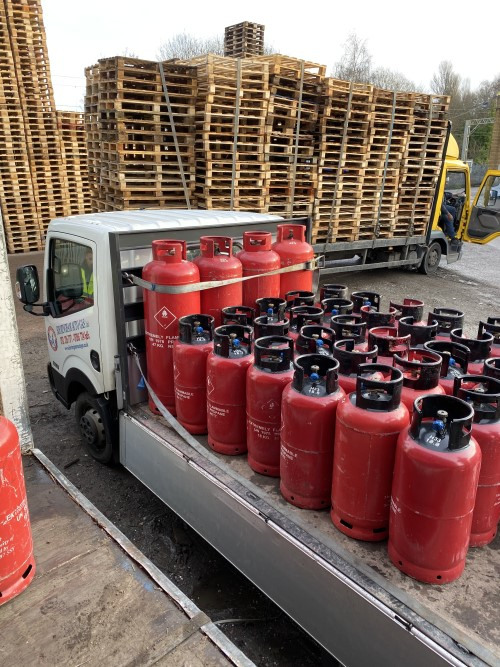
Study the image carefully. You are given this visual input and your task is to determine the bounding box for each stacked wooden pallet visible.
[5,0,69,228]
[190,54,269,211]
[85,57,197,212]
[224,21,265,58]
[57,111,91,215]
[258,55,325,219]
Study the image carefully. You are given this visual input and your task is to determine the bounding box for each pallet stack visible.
[85,57,197,212]
[224,21,265,58]
[57,111,91,215]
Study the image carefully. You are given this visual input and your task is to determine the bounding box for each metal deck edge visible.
[30,448,256,667]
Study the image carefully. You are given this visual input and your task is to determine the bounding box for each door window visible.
[48,239,94,317]
[478,174,500,211]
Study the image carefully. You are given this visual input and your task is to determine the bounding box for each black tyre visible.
[418,242,442,275]
[75,392,114,464]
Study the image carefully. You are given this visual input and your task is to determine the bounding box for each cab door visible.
[462,170,500,243]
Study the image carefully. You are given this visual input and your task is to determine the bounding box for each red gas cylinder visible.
[287,306,324,342]
[367,326,410,365]
[207,325,253,454]
[453,374,500,546]
[484,357,500,380]
[388,395,481,584]
[392,348,445,414]
[360,304,399,337]
[332,365,409,541]
[389,298,425,324]
[423,340,470,395]
[398,315,438,348]
[332,339,379,394]
[330,314,367,346]
[280,355,345,509]
[194,236,242,327]
[478,318,500,358]
[295,325,335,357]
[320,283,349,301]
[237,231,280,308]
[254,315,290,338]
[0,417,36,604]
[222,305,255,327]
[246,336,295,476]
[320,298,353,327]
[450,328,494,375]
[429,307,464,341]
[173,314,214,434]
[351,291,381,314]
[272,223,314,298]
[143,240,200,415]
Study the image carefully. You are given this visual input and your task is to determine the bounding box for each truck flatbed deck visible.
[122,403,500,667]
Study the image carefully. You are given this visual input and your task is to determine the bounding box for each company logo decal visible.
[48,326,58,351]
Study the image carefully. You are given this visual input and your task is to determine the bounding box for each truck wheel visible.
[418,242,442,275]
[75,392,114,464]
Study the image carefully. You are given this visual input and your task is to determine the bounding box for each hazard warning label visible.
[154,306,177,330]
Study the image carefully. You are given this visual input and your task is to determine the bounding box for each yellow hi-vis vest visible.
[81,268,94,298]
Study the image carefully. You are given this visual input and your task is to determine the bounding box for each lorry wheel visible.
[418,242,442,275]
[75,392,114,464]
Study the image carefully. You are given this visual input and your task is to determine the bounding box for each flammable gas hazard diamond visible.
[154,306,177,330]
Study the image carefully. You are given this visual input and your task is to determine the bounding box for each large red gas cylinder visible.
[388,395,481,584]
[287,306,324,342]
[423,340,470,394]
[351,291,381,314]
[321,298,353,327]
[222,305,255,327]
[143,240,200,415]
[332,339,379,394]
[194,236,242,327]
[173,314,214,434]
[398,315,438,348]
[478,318,500,358]
[450,328,493,375]
[453,374,500,546]
[272,223,314,298]
[484,357,500,380]
[254,315,290,338]
[0,417,36,604]
[246,336,294,477]
[296,325,335,357]
[389,298,425,324]
[331,365,409,541]
[392,348,445,414]
[429,307,464,341]
[320,283,349,301]
[280,355,345,509]
[207,325,253,455]
[330,314,366,346]
[237,231,280,308]
[367,326,410,365]
[360,304,399,337]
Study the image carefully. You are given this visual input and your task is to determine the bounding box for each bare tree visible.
[157,33,224,61]
[369,67,418,92]
[430,61,461,97]
[333,33,372,83]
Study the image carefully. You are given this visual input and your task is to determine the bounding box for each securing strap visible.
[126,256,324,295]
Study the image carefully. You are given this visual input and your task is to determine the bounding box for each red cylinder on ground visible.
[254,315,290,338]
[321,298,353,326]
[280,355,345,509]
[331,365,409,541]
[453,374,500,546]
[222,305,255,327]
[272,224,314,298]
[330,314,366,346]
[295,325,335,357]
[207,325,253,455]
[484,357,500,380]
[194,236,242,327]
[430,308,464,341]
[478,318,500,358]
[320,284,349,301]
[0,417,36,605]
[351,291,381,314]
[392,348,445,414]
[143,240,200,415]
[287,306,324,342]
[367,326,410,365]
[423,340,470,394]
[388,395,481,584]
[332,339,379,394]
[398,315,438,348]
[246,336,294,477]
[237,231,280,308]
[450,328,493,374]
[360,304,399,337]
[173,314,214,434]
[389,298,425,324]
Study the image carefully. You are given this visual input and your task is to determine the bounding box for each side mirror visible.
[56,263,83,299]
[16,265,40,305]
